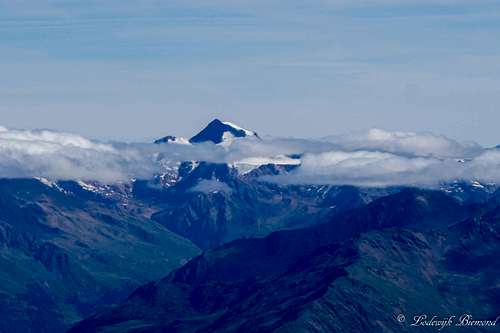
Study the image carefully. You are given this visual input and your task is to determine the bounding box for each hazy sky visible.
[1,1,499,144]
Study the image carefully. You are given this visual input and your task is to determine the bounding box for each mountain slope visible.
[0,178,200,333]
[147,162,371,249]
[68,189,494,333]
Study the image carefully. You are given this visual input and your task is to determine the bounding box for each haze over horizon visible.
[1,1,500,144]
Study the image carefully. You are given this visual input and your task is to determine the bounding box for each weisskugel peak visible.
[154,119,259,145]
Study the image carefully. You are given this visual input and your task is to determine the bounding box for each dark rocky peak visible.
[189,119,258,144]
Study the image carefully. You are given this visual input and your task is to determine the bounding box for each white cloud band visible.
[0,126,498,187]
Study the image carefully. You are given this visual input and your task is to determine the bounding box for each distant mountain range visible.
[0,119,499,333]
[68,189,500,333]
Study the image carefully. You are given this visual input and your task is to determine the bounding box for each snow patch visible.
[170,137,191,145]
[222,121,256,136]
[233,155,301,174]
[471,180,485,189]
[35,177,70,194]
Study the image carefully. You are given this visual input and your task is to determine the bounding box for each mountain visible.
[132,151,491,251]
[440,180,497,204]
[1,120,499,333]
[134,161,376,249]
[0,178,200,333]
[68,189,498,333]
[153,135,190,145]
[0,160,374,332]
[139,121,378,249]
[189,119,259,144]
[135,148,496,251]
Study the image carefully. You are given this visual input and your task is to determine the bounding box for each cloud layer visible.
[0,126,499,187]
[0,127,155,182]
[324,128,482,158]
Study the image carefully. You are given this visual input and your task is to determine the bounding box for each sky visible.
[1,1,500,145]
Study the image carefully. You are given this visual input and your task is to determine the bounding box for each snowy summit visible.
[189,119,259,144]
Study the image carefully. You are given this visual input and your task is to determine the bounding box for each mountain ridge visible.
[67,188,499,333]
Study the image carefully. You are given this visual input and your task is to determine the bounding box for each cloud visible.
[0,127,155,182]
[324,128,481,158]
[274,148,500,187]
[189,179,232,194]
[0,127,113,152]
[0,126,241,182]
[262,129,500,187]
[0,125,499,188]
[271,150,461,187]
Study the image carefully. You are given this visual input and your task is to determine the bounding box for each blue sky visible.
[1,1,500,144]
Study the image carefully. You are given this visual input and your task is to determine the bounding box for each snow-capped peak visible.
[189,119,259,144]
